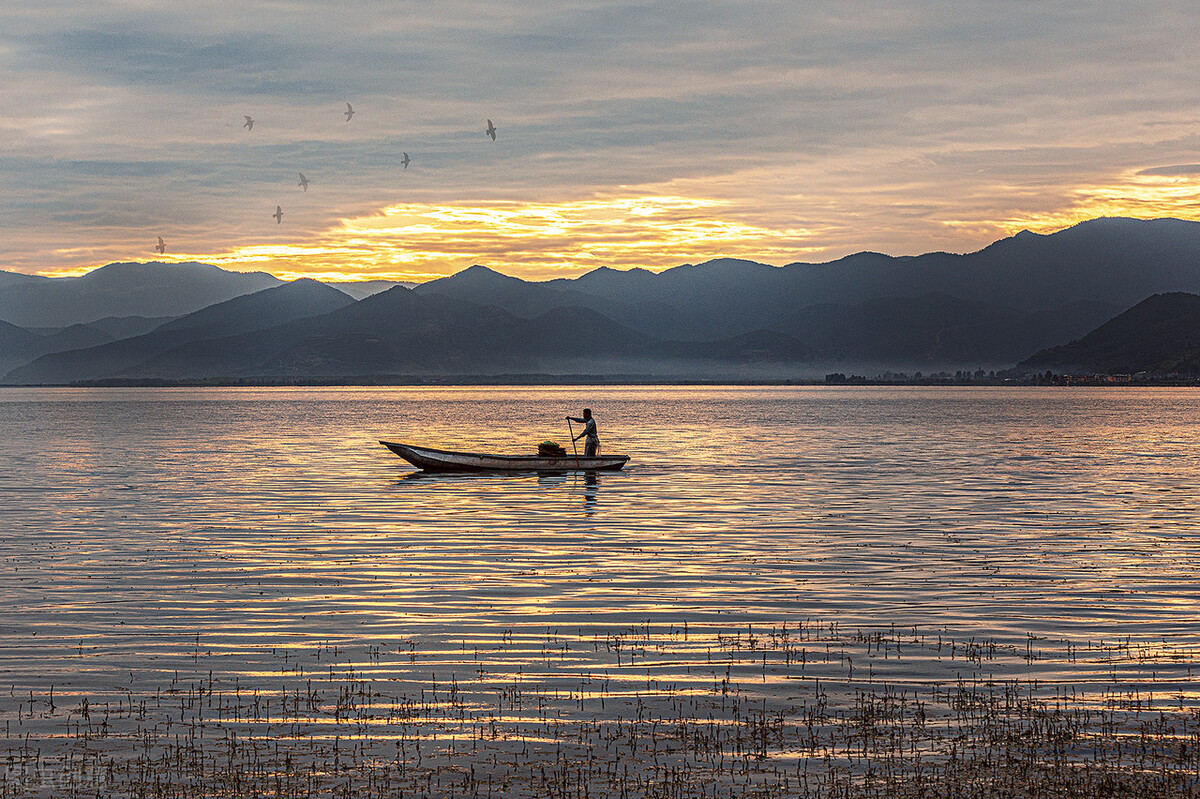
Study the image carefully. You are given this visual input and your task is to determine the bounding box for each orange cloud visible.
[987,168,1200,237]
[30,170,1200,284]
[159,195,830,282]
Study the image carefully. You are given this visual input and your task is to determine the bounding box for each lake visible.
[2,386,1198,797]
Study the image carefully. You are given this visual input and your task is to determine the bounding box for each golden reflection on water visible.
[3,386,1200,793]
[4,385,1200,636]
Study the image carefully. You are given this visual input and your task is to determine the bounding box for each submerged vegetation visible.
[3,620,1197,798]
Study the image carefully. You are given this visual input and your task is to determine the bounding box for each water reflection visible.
[3,386,1200,795]
[583,470,598,515]
[4,385,1200,679]
[392,469,491,483]
[389,465,604,517]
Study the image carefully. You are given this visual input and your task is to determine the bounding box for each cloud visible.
[2,0,1200,279]
[123,194,831,282]
[981,166,1200,238]
[1137,164,1200,177]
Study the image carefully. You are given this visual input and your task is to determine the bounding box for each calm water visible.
[2,385,1199,794]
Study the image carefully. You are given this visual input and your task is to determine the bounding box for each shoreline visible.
[1,374,1199,388]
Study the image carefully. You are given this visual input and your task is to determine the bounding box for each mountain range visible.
[0,261,282,329]
[1018,292,1200,375]
[3,217,1200,383]
[5,279,357,384]
[412,217,1200,343]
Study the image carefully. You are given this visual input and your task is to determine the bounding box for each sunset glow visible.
[4,2,1199,282]
[994,169,1200,238]
[42,174,1200,284]
[158,195,830,282]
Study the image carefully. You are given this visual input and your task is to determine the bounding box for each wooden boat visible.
[379,440,630,472]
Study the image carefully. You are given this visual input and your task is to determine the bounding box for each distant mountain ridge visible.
[0,261,282,328]
[769,293,1117,365]
[97,289,813,381]
[3,217,1200,383]
[326,280,412,299]
[1018,292,1200,375]
[0,263,406,330]
[0,319,114,376]
[109,289,661,380]
[402,218,1200,369]
[5,279,354,384]
[0,270,49,289]
[416,218,1200,342]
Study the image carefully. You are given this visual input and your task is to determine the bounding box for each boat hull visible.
[379,440,630,472]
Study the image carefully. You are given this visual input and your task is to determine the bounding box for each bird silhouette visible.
[244,115,254,131]
[401,152,410,169]
[155,236,166,255]
[486,119,497,140]
[298,172,309,191]
[273,206,283,224]
[344,103,355,122]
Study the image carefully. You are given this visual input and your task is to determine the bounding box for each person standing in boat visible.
[568,408,600,456]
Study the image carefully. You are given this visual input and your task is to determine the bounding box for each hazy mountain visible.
[84,316,178,339]
[0,261,282,328]
[416,265,709,340]
[7,217,1200,382]
[0,319,40,350]
[0,319,115,375]
[0,261,413,328]
[36,323,116,353]
[713,219,1200,314]
[410,219,1197,346]
[37,283,821,382]
[149,278,352,335]
[5,279,353,384]
[0,270,50,289]
[1017,293,1200,375]
[416,265,626,317]
[768,293,1116,367]
[567,257,805,339]
[0,320,44,375]
[326,280,412,300]
[111,289,666,380]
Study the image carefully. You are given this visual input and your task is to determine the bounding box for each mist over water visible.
[3,385,1199,794]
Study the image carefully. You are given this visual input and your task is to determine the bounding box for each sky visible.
[4,0,1200,283]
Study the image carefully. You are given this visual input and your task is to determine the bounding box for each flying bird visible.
[401,152,410,169]
[155,236,166,255]
[243,115,254,131]
[486,119,497,141]
[298,172,309,191]
[344,103,355,122]
[273,205,283,224]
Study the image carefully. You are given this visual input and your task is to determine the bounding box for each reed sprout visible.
[2,620,1197,797]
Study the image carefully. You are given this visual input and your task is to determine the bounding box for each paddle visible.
[566,417,581,468]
